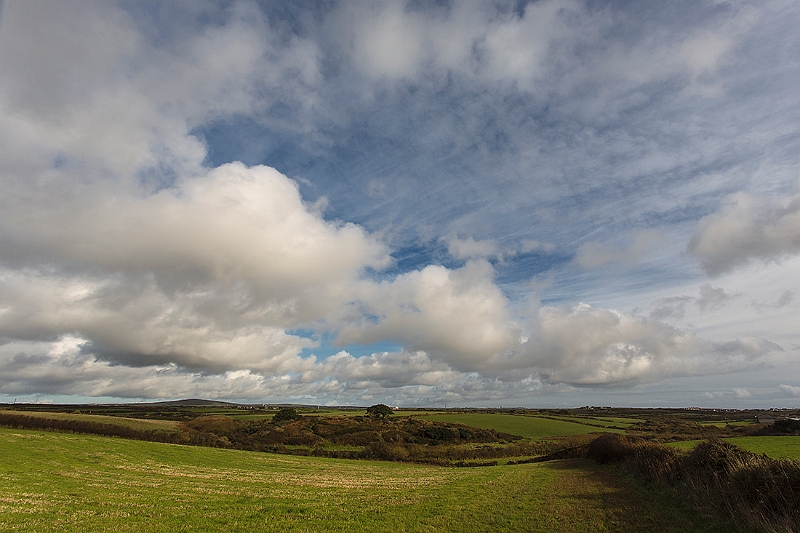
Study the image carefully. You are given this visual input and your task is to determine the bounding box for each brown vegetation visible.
[0,409,560,463]
[0,411,185,444]
[585,434,800,533]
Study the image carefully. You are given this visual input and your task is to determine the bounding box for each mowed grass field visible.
[416,413,622,439]
[0,428,734,533]
[669,435,800,461]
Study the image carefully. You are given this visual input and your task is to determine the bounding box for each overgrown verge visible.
[0,411,186,444]
[586,434,800,533]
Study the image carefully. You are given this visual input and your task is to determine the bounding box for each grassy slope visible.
[0,410,183,433]
[417,413,621,439]
[669,435,800,460]
[0,428,732,533]
[585,416,646,425]
[543,416,639,430]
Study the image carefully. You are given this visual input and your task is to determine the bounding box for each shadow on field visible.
[542,459,735,533]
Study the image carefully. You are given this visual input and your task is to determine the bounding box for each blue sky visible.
[1,0,799,407]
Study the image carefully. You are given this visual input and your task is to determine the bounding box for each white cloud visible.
[336,260,518,371]
[0,269,320,374]
[314,350,458,388]
[733,388,752,399]
[444,235,502,261]
[650,296,694,321]
[350,2,427,80]
[2,163,388,297]
[0,0,321,181]
[648,284,735,321]
[779,384,800,397]
[526,303,776,385]
[520,240,555,254]
[480,0,580,89]
[0,1,796,405]
[335,0,584,89]
[696,284,734,312]
[689,191,800,275]
[574,230,661,270]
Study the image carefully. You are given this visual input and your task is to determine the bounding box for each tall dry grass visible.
[586,434,800,533]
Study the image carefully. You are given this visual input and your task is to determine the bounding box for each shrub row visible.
[0,412,186,444]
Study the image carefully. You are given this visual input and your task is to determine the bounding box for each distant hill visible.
[151,399,241,407]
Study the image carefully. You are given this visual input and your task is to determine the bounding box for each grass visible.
[417,413,621,439]
[667,440,703,451]
[227,409,369,420]
[698,421,754,428]
[587,434,800,533]
[542,416,639,430]
[0,428,732,532]
[0,410,183,433]
[586,416,646,425]
[669,436,800,461]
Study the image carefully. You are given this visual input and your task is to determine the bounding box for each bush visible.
[188,415,237,434]
[361,441,410,461]
[366,404,393,419]
[586,434,800,532]
[273,408,302,422]
[771,419,800,435]
[585,434,641,463]
[420,426,458,441]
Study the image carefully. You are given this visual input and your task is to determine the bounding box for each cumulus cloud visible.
[650,296,694,321]
[0,1,795,404]
[650,284,737,321]
[0,0,321,182]
[525,303,777,386]
[733,388,752,399]
[689,191,800,275]
[0,268,321,374]
[696,284,734,312]
[779,384,800,397]
[3,163,388,294]
[336,260,518,371]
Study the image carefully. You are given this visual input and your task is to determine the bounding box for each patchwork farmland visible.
[1,404,798,532]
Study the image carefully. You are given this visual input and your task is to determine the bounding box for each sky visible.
[1,0,799,408]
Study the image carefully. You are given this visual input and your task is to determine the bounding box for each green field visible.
[0,410,183,433]
[544,416,640,430]
[0,428,735,532]
[697,421,754,428]
[669,436,800,461]
[229,409,369,420]
[586,417,646,425]
[417,413,621,439]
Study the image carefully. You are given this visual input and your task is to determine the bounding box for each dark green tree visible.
[273,407,302,422]
[366,404,393,419]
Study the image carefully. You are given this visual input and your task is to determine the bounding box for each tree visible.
[366,404,393,419]
[273,407,302,422]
